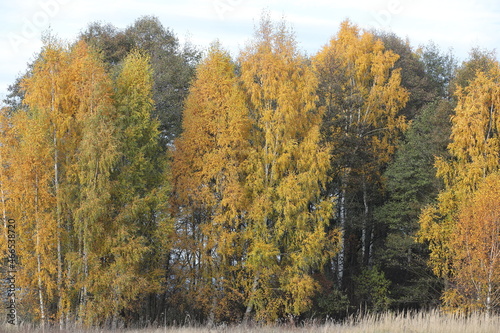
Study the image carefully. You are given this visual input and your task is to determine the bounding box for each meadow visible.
[3,311,500,333]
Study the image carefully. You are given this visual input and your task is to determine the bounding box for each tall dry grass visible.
[3,310,500,333]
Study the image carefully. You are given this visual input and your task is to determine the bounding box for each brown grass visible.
[3,310,500,333]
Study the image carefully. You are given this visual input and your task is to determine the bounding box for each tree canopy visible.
[2,14,500,328]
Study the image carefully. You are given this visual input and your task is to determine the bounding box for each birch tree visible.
[240,15,339,321]
[171,42,250,322]
[313,20,408,284]
[419,62,500,311]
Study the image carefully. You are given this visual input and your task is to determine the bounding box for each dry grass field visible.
[3,311,500,333]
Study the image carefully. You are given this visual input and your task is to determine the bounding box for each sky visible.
[1,0,500,99]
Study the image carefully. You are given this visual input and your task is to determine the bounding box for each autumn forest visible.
[1,13,500,329]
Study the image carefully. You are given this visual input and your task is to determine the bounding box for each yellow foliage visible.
[419,61,500,311]
[7,38,163,326]
[446,173,500,311]
[240,15,338,321]
[171,42,250,321]
[313,19,408,173]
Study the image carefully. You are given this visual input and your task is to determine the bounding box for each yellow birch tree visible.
[0,106,14,250]
[444,173,500,312]
[313,20,408,282]
[418,63,500,311]
[99,48,167,325]
[18,36,77,325]
[9,109,57,325]
[57,40,120,326]
[171,42,250,322]
[240,15,339,322]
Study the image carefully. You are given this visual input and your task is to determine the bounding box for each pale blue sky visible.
[1,0,500,98]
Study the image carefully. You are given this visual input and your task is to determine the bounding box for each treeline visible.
[1,14,499,328]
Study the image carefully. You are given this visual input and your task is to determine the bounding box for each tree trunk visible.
[54,132,64,330]
[207,293,217,327]
[37,251,46,329]
[337,168,350,288]
[362,178,370,266]
[35,173,46,329]
[243,275,259,324]
[369,227,374,266]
